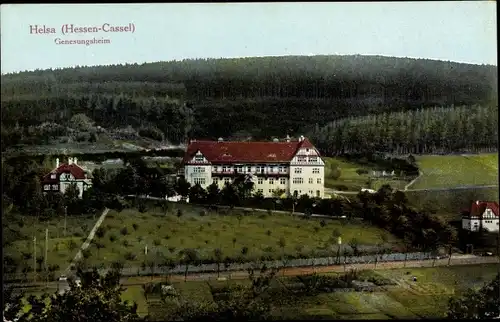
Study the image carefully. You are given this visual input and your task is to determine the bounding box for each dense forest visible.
[1,55,497,153]
[310,104,498,155]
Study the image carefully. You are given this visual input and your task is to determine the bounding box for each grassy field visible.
[323,157,409,192]
[84,206,397,268]
[3,213,98,276]
[411,154,498,189]
[406,186,499,214]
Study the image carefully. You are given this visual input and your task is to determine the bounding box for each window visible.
[309,190,313,195]
[309,178,313,184]
[258,178,263,185]
[213,178,219,184]
[269,189,273,194]
[280,178,286,185]
[312,168,320,174]
[52,184,59,190]
[316,190,320,197]
[279,166,285,173]
[195,155,204,162]
[297,157,306,163]
[50,174,56,179]
[194,167,205,173]
[44,185,50,191]
[224,177,231,184]
[309,157,317,163]
[247,166,251,172]
[306,148,310,152]
[294,168,302,174]
[317,178,322,184]
[222,166,228,172]
[269,178,274,185]
[257,189,263,194]
[293,177,304,184]
[194,178,206,185]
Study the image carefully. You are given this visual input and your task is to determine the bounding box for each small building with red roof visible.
[181,135,325,198]
[41,157,93,198]
[462,200,499,232]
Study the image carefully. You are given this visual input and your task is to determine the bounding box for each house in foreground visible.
[41,157,93,198]
[181,136,325,198]
[462,201,499,232]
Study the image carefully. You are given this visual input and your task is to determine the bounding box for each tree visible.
[221,182,239,207]
[189,184,207,203]
[180,248,199,282]
[214,248,223,278]
[277,237,287,274]
[447,274,499,319]
[18,267,141,322]
[206,183,220,205]
[175,177,191,197]
[348,237,360,256]
[3,286,24,322]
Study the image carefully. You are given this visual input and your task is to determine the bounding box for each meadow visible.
[406,186,499,214]
[3,213,98,279]
[410,153,498,189]
[323,157,410,192]
[83,206,397,268]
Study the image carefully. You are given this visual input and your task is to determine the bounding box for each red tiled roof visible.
[470,201,499,217]
[42,163,87,183]
[183,138,318,164]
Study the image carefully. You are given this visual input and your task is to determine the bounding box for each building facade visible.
[462,201,499,232]
[181,136,325,198]
[42,157,93,198]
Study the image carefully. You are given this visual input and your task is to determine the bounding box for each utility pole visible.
[64,206,67,237]
[33,236,36,282]
[45,228,49,287]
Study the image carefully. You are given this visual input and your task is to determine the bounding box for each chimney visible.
[476,200,480,205]
[273,138,279,142]
[68,157,73,165]
[218,137,223,142]
[56,158,60,168]
[286,135,291,143]
[74,157,78,165]
[299,135,305,142]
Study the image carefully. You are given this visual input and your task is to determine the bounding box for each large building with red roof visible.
[42,157,93,198]
[181,136,325,198]
[462,200,499,232]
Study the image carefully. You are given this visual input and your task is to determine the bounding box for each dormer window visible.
[50,174,56,179]
[195,155,204,162]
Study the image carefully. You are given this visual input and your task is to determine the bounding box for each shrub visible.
[168,246,176,253]
[82,249,91,259]
[109,234,117,242]
[120,227,129,235]
[157,224,162,229]
[96,227,106,239]
[137,236,144,242]
[356,169,369,175]
[200,210,207,217]
[164,234,171,240]
[132,223,139,231]
[153,239,161,246]
[266,230,272,236]
[320,220,327,227]
[333,185,349,191]
[124,252,136,261]
[241,246,249,255]
[313,227,320,233]
[199,226,204,232]
[122,240,129,247]
[207,222,212,227]
[204,240,210,244]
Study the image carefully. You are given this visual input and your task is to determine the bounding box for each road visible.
[326,184,499,196]
[8,255,499,290]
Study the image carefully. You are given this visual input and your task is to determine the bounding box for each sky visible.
[0,2,497,74]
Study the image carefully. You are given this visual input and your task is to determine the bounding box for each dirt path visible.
[404,171,423,191]
[63,208,110,275]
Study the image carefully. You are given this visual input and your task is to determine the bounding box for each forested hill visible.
[1,55,497,150]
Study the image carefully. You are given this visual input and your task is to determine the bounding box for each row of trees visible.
[309,104,498,155]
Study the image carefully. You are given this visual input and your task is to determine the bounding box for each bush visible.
[356,169,369,175]
[320,219,327,227]
[333,185,349,191]
[82,249,91,259]
[122,240,129,247]
[132,223,139,231]
[96,227,106,238]
[109,234,117,242]
[153,239,161,246]
[124,252,136,261]
[120,227,129,236]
